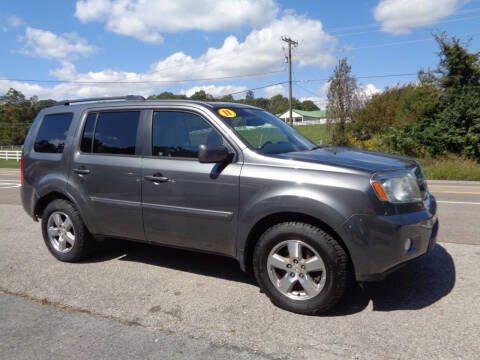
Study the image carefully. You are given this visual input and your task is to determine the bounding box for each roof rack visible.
[56,95,145,106]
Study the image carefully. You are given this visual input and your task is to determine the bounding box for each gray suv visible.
[21,96,438,314]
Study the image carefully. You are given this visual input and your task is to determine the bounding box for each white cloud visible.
[359,83,382,97]
[75,0,279,44]
[148,14,335,79]
[374,0,466,35]
[3,14,335,100]
[7,15,23,27]
[263,84,286,97]
[19,27,96,60]
[181,85,247,98]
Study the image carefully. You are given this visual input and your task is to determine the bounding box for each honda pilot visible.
[21,96,438,314]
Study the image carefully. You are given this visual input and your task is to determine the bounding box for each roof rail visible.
[56,95,145,106]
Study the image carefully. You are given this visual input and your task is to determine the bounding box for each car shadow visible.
[87,238,254,284]
[86,240,455,315]
[325,244,456,316]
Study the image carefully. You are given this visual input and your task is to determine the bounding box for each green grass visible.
[418,157,480,181]
[0,159,21,168]
[295,125,330,145]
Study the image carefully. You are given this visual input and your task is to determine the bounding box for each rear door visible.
[67,110,144,240]
[141,109,241,256]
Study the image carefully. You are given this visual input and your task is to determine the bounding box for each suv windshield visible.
[217,107,315,154]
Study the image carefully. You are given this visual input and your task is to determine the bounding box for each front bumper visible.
[340,193,438,282]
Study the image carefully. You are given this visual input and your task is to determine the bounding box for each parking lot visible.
[1,168,479,359]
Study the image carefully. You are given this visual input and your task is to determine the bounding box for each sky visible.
[0,0,479,108]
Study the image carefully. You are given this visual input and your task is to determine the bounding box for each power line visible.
[0,69,286,85]
[326,7,480,34]
[334,15,480,38]
[294,72,418,84]
[295,83,323,98]
[344,32,480,51]
[222,81,289,96]
[221,71,427,98]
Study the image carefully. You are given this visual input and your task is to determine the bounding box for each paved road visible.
[0,292,271,360]
[1,168,480,359]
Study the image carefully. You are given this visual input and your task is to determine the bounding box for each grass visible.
[295,125,330,145]
[0,159,21,168]
[418,157,480,181]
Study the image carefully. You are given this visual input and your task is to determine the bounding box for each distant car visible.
[20,96,438,314]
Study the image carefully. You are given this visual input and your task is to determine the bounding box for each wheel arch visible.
[241,212,353,276]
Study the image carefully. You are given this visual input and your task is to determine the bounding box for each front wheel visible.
[253,222,349,315]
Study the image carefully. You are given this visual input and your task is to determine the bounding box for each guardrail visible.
[0,150,21,161]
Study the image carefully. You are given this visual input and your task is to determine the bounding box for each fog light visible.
[404,238,413,252]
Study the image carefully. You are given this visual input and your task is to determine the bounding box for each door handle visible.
[145,173,170,183]
[73,167,90,175]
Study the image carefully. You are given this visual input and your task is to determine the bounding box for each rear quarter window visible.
[34,113,73,153]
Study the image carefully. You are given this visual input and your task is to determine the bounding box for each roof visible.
[291,109,326,118]
[279,109,326,118]
[46,97,261,113]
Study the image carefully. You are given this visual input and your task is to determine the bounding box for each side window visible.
[80,113,97,153]
[90,111,140,155]
[152,111,223,158]
[34,113,73,153]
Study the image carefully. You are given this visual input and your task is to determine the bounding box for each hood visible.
[272,147,418,173]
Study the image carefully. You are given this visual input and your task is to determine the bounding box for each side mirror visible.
[198,144,230,163]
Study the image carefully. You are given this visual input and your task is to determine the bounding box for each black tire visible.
[253,222,349,315]
[41,199,96,262]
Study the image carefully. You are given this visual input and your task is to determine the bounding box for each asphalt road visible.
[1,168,479,359]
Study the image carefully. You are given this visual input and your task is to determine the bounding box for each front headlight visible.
[371,170,422,203]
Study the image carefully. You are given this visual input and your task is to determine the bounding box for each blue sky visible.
[0,0,479,107]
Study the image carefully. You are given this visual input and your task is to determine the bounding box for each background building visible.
[278,109,327,125]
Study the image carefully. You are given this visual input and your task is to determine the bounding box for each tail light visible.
[20,157,24,186]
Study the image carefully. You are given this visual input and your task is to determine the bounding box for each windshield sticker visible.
[218,108,236,118]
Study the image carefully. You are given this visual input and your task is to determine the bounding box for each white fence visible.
[0,150,21,161]
[294,119,327,126]
[0,145,22,150]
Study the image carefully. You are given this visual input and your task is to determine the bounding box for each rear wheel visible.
[41,199,96,262]
[253,222,348,315]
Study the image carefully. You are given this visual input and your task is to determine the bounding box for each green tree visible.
[245,90,255,105]
[218,94,234,102]
[326,58,360,146]
[298,100,319,111]
[189,90,214,101]
[0,88,55,145]
[149,91,187,100]
[267,94,289,115]
[379,34,480,159]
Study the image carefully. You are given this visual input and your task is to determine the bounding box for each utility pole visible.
[282,36,298,126]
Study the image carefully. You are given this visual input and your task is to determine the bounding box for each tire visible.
[253,222,348,315]
[41,199,96,262]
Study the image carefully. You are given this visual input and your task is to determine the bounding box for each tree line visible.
[327,33,480,160]
[0,88,319,146]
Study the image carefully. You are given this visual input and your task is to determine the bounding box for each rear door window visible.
[80,111,140,155]
[34,113,73,153]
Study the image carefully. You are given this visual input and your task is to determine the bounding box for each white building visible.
[278,109,327,125]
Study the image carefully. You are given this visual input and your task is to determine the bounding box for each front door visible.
[141,110,240,256]
[68,110,144,240]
